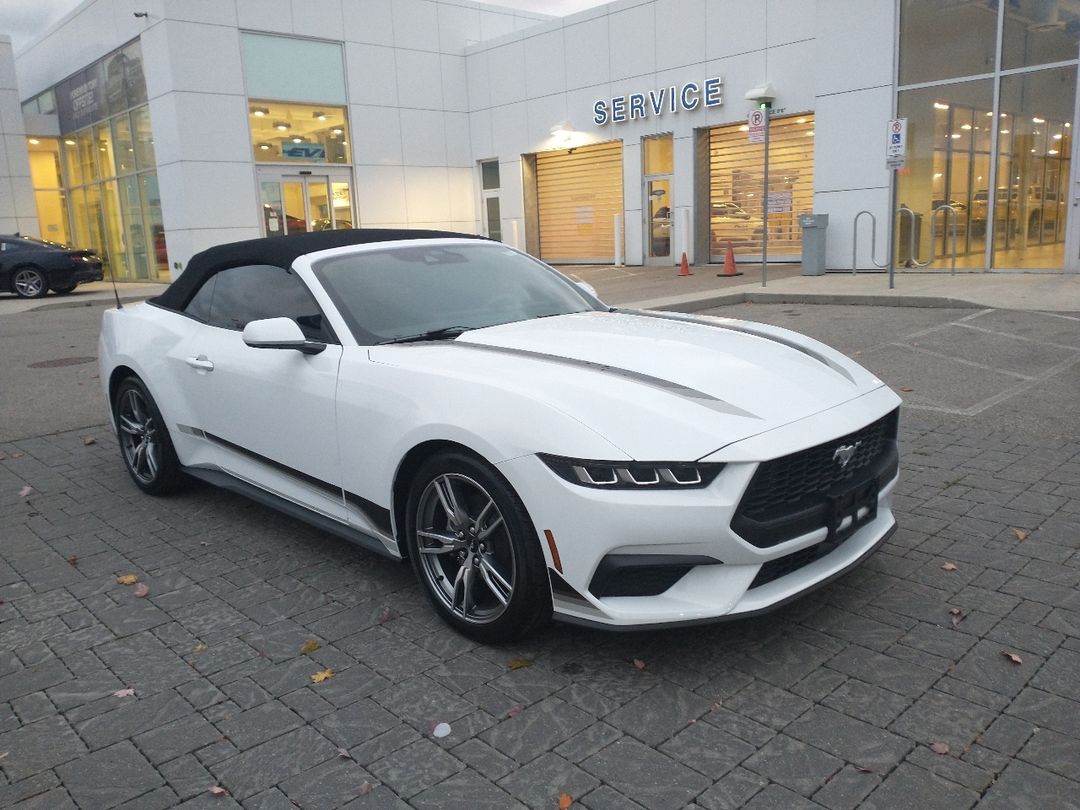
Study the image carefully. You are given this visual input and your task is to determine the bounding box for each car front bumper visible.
[497,387,900,629]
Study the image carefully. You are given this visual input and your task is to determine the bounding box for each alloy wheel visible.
[13,269,46,298]
[117,387,162,485]
[415,472,516,624]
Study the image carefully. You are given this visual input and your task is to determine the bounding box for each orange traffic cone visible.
[678,252,692,277]
[718,240,743,277]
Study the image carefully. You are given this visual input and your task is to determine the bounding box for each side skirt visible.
[182,466,402,561]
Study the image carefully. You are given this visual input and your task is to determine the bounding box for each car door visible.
[177,264,346,522]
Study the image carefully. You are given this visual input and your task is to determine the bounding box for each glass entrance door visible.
[643,134,674,265]
[258,170,354,237]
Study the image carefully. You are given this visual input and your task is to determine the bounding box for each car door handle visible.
[185,355,215,371]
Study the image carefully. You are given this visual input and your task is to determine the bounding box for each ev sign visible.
[886,118,907,169]
[748,109,766,143]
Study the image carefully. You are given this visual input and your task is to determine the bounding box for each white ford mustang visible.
[99,230,901,642]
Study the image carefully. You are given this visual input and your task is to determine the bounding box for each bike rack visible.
[929,204,959,275]
[851,210,887,273]
[897,206,930,268]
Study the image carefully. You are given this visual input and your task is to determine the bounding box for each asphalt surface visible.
[1,300,1079,809]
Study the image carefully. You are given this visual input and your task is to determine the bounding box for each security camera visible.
[744,83,777,105]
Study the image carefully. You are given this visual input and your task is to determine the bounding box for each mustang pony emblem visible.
[833,442,861,469]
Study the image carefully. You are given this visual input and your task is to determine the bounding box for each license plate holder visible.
[827,478,878,544]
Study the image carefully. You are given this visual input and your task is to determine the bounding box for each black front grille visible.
[731,409,899,548]
[588,554,722,598]
[749,535,845,590]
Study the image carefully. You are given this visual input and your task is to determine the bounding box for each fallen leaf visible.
[1002,651,1023,665]
[66,555,79,567]
[632,658,647,670]
[310,668,336,684]
[337,747,354,760]
[899,386,914,392]
[356,782,375,796]
[1012,528,1029,542]
[300,639,321,655]
[116,574,139,585]
[855,765,875,773]
[112,688,135,698]
[133,583,150,598]
[941,562,958,572]
[81,436,97,446]
[507,658,533,671]
[18,485,33,497]
[507,705,524,718]
[949,608,964,627]
[0,751,9,760]
[559,793,573,809]
[193,642,208,654]
[12,452,24,459]
[377,607,398,624]
[431,722,451,738]
[207,785,229,796]
[929,741,950,755]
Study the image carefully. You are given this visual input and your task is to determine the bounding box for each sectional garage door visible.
[536,141,623,264]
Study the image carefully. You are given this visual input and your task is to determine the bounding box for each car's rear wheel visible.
[114,376,185,495]
[405,451,551,642]
[12,267,48,299]
[51,282,77,295]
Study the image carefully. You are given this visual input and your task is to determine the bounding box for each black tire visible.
[113,376,186,495]
[52,282,77,295]
[405,450,551,643]
[12,266,49,299]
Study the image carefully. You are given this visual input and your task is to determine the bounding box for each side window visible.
[183,275,216,322]
[203,264,332,341]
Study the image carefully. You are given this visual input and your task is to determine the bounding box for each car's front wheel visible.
[12,266,48,299]
[405,451,551,642]
[114,376,185,495]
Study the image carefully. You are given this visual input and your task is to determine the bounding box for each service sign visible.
[594,77,723,125]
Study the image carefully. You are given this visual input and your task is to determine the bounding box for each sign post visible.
[757,107,771,286]
[885,118,907,290]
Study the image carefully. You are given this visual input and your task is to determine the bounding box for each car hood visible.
[372,310,889,460]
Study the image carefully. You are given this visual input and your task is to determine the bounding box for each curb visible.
[627,289,988,313]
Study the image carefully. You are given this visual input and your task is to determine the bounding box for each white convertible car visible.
[99,230,900,642]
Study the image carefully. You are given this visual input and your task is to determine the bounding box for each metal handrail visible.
[929,204,959,275]
[852,210,887,273]
[897,206,931,268]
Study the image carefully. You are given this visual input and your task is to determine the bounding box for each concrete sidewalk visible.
[3,263,1080,317]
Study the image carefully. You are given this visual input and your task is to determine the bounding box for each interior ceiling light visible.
[27,137,40,145]
[291,137,303,143]
[64,138,75,145]
[1053,133,1063,139]
[274,121,290,131]
[1000,129,1010,134]
[961,124,972,130]
[1032,117,1046,123]
[257,142,272,150]
[313,111,328,121]
[934,102,950,110]
[331,128,343,135]
[1048,149,1059,155]
[251,106,269,117]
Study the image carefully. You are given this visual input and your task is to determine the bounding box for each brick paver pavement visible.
[1,412,1079,808]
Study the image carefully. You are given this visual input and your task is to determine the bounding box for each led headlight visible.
[539,453,724,490]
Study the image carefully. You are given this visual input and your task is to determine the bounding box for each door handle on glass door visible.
[185,355,215,371]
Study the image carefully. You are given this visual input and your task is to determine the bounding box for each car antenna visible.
[109,266,123,309]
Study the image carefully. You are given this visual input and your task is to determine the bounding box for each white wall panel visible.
[655,0,706,72]
[444,111,472,167]
[351,104,403,165]
[237,0,293,33]
[563,17,609,92]
[345,44,399,107]
[815,0,893,96]
[404,166,451,222]
[767,0,816,48]
[292,0,345,40]
[816,187,891,271]
[524,30,567,99]
[441,55,470,112]
[705,0,765,61]
[764,40,817,117]
[155,21,244,96]
[609,3,655,81]
[163,0,238,27]
[156,161,258,232]
[814,86,893,194]
[487,44,526,107]
[392,0,440,52]
[491,102,528,157]
[447,166,477,225]
[400,109,449,166]
[355,165,408,224]
[396,50,444,109]
[438,3,482,52]
[469,108,494,159]
[342,0,395,46]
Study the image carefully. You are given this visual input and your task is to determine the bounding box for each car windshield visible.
[312,242,602,344]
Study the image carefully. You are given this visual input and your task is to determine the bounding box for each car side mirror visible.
[242,317,326,355]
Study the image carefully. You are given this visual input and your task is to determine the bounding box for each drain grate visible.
[28,356,96,369]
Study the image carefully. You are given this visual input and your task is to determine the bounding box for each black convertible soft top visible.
[151,228,488,312]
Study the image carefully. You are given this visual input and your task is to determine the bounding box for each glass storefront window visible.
[141,173,168,279]
[643,134,674,176]
[249,101,351,164]
[131,106,155,170]
[899,0,999,85]
[112,113,136,175]
[94,123,115,179]
[1003,1,1080,69]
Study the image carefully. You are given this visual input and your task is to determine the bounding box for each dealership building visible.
[1,0,1078,282]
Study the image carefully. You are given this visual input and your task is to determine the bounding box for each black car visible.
[0,235,104,299]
